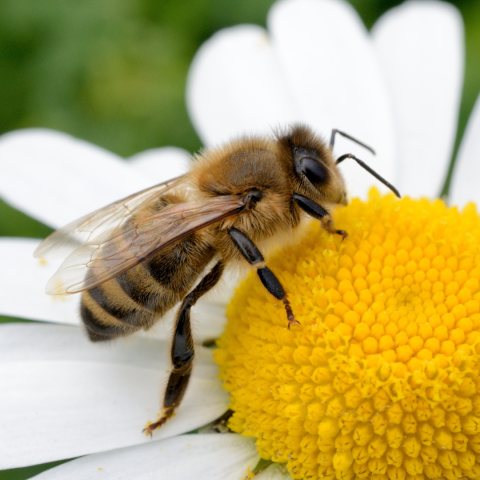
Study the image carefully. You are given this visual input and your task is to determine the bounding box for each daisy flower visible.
[1,0,479,479]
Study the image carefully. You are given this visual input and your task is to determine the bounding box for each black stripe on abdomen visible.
[115,272,165,312]
[80,302,127,342]
[87,286,149,327]
[146,257,179,289]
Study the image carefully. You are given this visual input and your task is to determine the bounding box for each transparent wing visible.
[34,176,184,259]
[45,195,245,295]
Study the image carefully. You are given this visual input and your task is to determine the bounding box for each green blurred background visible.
[0,0,478,478]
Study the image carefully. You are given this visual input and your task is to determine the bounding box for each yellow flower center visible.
[215,189,480,480]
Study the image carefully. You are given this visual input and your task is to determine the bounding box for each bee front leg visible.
[320,217,348,242]
[228,227,299,329]
[293,193,347,241]
[144,261,225,436]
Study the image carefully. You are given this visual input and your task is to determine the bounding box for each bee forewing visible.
[46,195,245,295]
[34,176,184,260]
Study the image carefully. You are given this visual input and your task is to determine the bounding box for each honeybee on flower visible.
[0,0,479,479]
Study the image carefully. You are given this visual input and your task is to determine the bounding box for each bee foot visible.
[143,417,167,437]
[336,230,348,242]
[287,317,301,329]
[283,298,300,329]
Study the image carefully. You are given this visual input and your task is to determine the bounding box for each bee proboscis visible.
[35,125,400,435]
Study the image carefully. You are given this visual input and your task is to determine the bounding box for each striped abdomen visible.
[80,233,215,342]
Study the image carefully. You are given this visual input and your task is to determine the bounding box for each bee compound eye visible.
[298,157,328,186]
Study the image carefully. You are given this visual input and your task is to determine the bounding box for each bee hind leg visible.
[144,261,225,436]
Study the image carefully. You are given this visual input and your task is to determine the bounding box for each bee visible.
[35,124,400,435]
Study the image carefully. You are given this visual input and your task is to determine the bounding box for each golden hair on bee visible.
[35,124,400,435]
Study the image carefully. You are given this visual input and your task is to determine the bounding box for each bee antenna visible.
[336,153,401,198]
[330,129,375,156]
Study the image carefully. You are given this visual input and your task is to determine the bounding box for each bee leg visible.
[228,227,299,329]
[144,261,225,436]
[293,193,347,240]
[210,409,234,433]
[320,217,348,242]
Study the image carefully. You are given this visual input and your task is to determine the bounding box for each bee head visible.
[277,124,347,207]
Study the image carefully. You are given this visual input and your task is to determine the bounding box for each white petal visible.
[372,1,464,198]
[0,129,155,229]
[31,434,258,480]
[269,0,397,199]
[450,92,480,207]
[257,463,293,480]
[187,25,300,147]
[0,324,228,469]
[0,323,217,372]
[0,238,81,325]
[128,146,191,179]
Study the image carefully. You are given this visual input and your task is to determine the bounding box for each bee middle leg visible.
[293,193,347,240]
[144,261,225,436]
[228,227,299,329]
